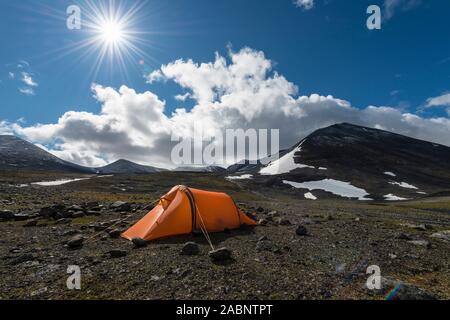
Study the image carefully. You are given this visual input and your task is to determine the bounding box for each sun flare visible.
[99,20,125,45]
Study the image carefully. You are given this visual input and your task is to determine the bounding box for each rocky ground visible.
[0,171,449,300]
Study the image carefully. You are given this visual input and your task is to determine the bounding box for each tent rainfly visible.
[122,185,256,241]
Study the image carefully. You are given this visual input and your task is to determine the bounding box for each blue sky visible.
[1,0,449,167]
[1,0,449,123]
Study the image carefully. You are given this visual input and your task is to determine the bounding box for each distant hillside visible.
[0,135,93,173]
[174,166,226,173]
[227,123,450,201]
[96,159,165,174]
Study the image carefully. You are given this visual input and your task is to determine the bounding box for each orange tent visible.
[122,185,256,241]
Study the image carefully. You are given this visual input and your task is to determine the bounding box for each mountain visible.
[230,123,450,201]
[174,166,226,173]
[96,159,165,174]
[0,135,164,175]
[0,135,93,173]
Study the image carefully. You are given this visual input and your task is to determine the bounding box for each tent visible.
[122,185,256,241]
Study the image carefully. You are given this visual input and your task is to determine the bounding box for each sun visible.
[46,0,158,80]
[99,20,125,45]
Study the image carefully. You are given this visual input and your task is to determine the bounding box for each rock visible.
[30,287,48,297]
[0,210,15,220]
[258,218,268,226]
[23,219,38,227]
[295,225,308,236]
[108,249,127,258]
[14,212,33,221]
[401,223,427,231]
[267,211,279,218]
[67,234,84,249]
[131,237,148,248]
[181,242,200,256]
[111,201,131,212]
[109,229,122,239]
[256,207,265,214]
[85,201,100,209]
[389,253,397,260]
[277,218,292,226]
[151,275,161,281]
[258,236,268,242]
[256,240,274,252]
[430,230,450,242]
[72,211,85,218]
[86,210,100,216]
[397,233,413,241]
[209,248,232,262]
[408,240,430,248]
[39,204,66,219]
[68,205,84,212]
[93,223,108,231]
[62,229,80,236]
[9,253,38,265]
[375,277,436,300]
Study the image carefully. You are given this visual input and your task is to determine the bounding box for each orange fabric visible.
[122,185,256,241]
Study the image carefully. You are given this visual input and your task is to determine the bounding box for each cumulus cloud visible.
[8,47,450,168]
[174,93,191,102]
[21,72,38,87]
[426,93,450,107]
[19,87,35,96]
[294,0,315,10]
[425,93,450,116]
[383,0,422,20]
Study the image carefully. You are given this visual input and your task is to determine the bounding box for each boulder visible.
[267,211,280,218]
[181,242,200,256]
[374,277,436,300]
[72,211,85,218]
[258,218,268,226]
[108,249,127,258]
[408,240,431,248]
[131,237,148,248]
[109,229,122,239]
[277,218,292,226]
[111,201,131,212]
[67,235,84,249]
[0,210,15,220]
[295,225,308,236]
[209,248,232,262]
[430,230,450,242]
[23,219,38,227]
[14,212,34,221]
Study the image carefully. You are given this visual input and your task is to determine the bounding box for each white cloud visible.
[8,72,15,79]
[19,87,35,96]
[426,93,450,107]
[294,0,315,10]
[425,93,450,116]
[175,93,191,102]
[21,72,38,87]
[384,0,422,20]
[8,47,450,168]
[0,121,13,135]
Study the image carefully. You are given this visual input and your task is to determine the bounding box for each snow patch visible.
[226,174,253,180]
[32,178,90,186]
[384,194,409,201]
[260,142,314,175]
[384,172,396,177]
[389,182,418,190]
[283,179,372,201]
[304,192,317,200]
